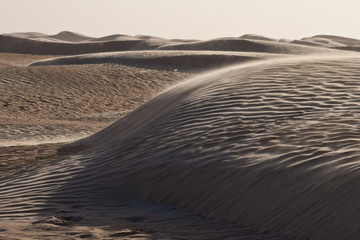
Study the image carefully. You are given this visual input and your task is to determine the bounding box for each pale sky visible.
[1,0,360,40]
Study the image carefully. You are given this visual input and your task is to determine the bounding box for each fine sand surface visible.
[1,32,360,239]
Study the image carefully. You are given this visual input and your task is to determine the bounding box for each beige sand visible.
[2,32,360,239]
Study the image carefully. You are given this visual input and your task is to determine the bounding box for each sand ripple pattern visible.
[2,55,360,239]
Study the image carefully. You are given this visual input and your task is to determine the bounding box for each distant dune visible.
[1,31,357,55]
[239,33,277,41]
[29,50,285,71]
[312,34,360,46]
[88,34,140,42]
[157,37,339,54]
[46,31,94,42]
[0,34,154,54]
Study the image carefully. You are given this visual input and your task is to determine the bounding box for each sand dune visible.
[29,50,285,71]
[135,34,168,41]
[2,32,360,239]
[311,35,360,47]
[0,59,190,148]
[240,33,277,41]
[46,31,94,42]
[1,31,353,55]
[0,34,154,54]
[61,55,360,239]
[89,34,140,42]
[296,35,360,52]
[157,37,340,54]
[3,32,48,39]
[0,53,61,67]
[1,54,360,239]
[296,37,347,47]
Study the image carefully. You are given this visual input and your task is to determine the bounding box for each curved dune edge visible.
[59,55,360,240]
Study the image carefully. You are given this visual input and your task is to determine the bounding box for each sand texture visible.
[1,32,360,239]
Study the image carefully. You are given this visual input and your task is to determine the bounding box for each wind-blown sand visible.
[1,32,360,239]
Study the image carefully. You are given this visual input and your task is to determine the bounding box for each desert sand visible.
[1,32,360,239]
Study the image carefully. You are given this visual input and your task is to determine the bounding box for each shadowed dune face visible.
[2,55,360,239]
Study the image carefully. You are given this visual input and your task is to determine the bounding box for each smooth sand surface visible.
[2,32,360,239]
